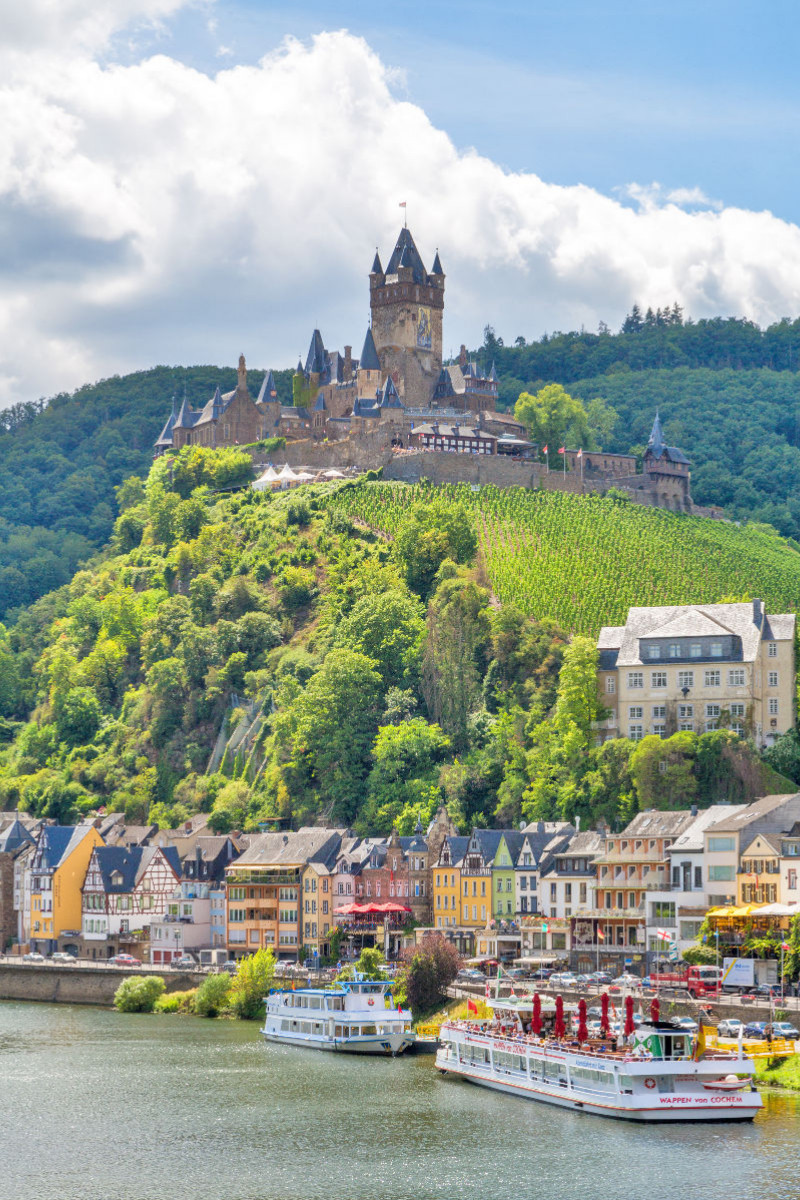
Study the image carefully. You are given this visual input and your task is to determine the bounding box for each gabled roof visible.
[741,832,782,857]
[619,809,696,839]
[231,827,345,869]
[359,326,381,372]
[257,370,278,404]
[646,610,737,640]
[34,824,95,872]
[440,835,470,867]
[385,227,428,285]
[706,794,800,834]
[0,818,35,853]
[599,602,795,668]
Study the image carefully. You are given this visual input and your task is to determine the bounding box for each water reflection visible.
[1,1002,798,1200]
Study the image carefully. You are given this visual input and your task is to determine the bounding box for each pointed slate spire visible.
[313,391,326,412]
[431,249,444,275]
[210,385,223,419]
[296,358,303,373]
[380,375,403,409]
[257,370,278,404]
[385,227,427,283]
[304,329,327,375]
[359,326,381,372]
[489,360,498,382]
[173,392,195,430]
[154,395,178,447]
[370,249,383,274]
[648,410,665,457]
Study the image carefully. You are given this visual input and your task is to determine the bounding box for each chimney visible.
[344,345,352,377]
[753,598,763,627]
[575,815,581,833]
[459,344,467,369]
[691,804,698,817]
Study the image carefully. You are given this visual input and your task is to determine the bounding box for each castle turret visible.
[369,226,444,408]
[643,411,692,511]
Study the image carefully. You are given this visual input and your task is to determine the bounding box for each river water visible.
[1,1000,799,1200]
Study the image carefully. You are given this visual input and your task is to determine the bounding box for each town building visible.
[0,818,35,951]
[81,844,181,960]
[433,836,469,931]
[539,828,603,924]
[149,836,241,965]
[598,599,795,747]
[643,803,747,955]
[29,823,105,955]
[225,828,343,959]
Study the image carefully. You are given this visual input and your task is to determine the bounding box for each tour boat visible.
[435,994,762,1122]
[262,977,415,1055]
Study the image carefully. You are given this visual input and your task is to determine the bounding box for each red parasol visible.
[577,997,588,1042]
[531,992,542,1036]
[624,994,636,1038]
[650,997,660,1024]
[600,992,610,1037]
[554,994,566,1039]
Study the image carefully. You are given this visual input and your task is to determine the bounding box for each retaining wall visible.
[0,962,205,1006]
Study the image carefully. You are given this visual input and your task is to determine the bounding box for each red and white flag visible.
[656,928,672,943]
[782,941,791,951]
[576,448,583,459]
[557,446,565,454]
[542,444,548,454]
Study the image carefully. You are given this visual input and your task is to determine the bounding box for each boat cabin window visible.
[328,996,345,1011]
[360,1025,377,1036]
[335,1025,345,1038]
[618,1074,634,1094]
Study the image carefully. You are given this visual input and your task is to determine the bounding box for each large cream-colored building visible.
[597,600,795,747]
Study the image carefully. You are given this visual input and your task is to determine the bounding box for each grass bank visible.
[754,1054,800,1090]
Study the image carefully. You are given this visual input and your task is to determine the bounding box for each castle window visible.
[768,642,777,657]
[728,669,745,687]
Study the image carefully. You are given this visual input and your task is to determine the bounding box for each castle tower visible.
[369,230,444,408]
[643,411,692,511]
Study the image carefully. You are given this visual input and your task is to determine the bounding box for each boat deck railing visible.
[440,1020,745,1064]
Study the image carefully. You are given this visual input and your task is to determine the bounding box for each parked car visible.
[548,972,578,989]
[22,952,45,963]
[220,960,239,975]
[670,1016,699,1033]
[771,1021,800,1039]
[457,968,486,982]
[591,971,613,984]
[504,968,530,981]
[613,973,641,988]
[742,1021,768,1039]
[108,954,142,967]
[171,955,198,970]
[49,952,77,964]
[530,967,553,980]
[717,1019,745,1038]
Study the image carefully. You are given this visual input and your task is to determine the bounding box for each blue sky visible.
[3,0,800,402]
[156,0,800,220]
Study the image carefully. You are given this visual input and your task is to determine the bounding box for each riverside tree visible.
[228,948,276,1020]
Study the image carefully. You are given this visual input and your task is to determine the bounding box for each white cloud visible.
[3,17,800,405]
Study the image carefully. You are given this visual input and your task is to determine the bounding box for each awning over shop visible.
[334,902,412,916]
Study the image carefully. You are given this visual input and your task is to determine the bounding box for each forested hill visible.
[0,364,292,619]
[483,314,800,540]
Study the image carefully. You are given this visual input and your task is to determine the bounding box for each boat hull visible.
[261,1029,414,1055]
[437,1062,760,1121]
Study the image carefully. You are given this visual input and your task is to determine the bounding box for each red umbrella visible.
[554,995,566,1039]
[650,997,660,1024]
[577,997,588,1042]
[624,995,636,1038]
[600,992,610,1037]
[531,992,542,1036]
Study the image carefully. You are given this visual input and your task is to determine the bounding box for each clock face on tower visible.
[416,306,432,350]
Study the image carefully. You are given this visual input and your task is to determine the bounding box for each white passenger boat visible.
[262,977,415,1055]
[435,995,761,1122]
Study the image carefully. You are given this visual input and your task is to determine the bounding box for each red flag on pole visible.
[557,447,565,454]
[467,999,478,1014]
[542,444,548,454]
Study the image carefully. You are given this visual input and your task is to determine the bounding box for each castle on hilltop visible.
[154,225,700,514]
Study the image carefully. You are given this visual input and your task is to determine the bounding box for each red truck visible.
[648,965,723,998]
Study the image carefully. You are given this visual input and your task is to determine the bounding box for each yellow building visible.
[738,833,782,905]
[30,823,104,953]
[301,860,335,961]
[433,836,467,929]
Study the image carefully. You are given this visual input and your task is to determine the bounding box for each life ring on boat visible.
[367,998,375,1006]
[644,1077,656,1090]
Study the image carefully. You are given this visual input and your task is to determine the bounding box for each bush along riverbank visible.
[755,1054,800,1091]
[113,949,275,1019]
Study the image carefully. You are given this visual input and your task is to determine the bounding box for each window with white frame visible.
[678,671,694,689]
[690,644,702,658]
[705,704,720,719]
[768,642,777,658]
[652,705,666,718]
[668,643,680,658]
[652,723,666,737]
[710,642,723,657]
[627,672,643,689]
[730,703,745,717]
[678,704,693,718]
[628,706,643,719]
[651,671,667,689]
[769,698,779,715]
[647,645,661,659]
[606,676,616,693]
[704,670,721,687]
[728,669,745,686]
[731,723,744,736]
[628,724,644,741]
[679,721,694,731]
[768,671,778,687]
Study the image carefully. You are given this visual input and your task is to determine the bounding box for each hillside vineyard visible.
[326,483,800,636]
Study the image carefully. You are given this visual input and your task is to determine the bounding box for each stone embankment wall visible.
[0,963,205,1006]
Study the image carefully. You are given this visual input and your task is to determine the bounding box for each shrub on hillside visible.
[194,974,232,1018]
[228,948,276,1020]
[113,975,165,1013]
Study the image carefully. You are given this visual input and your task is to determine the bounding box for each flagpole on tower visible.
[399,201,407,228]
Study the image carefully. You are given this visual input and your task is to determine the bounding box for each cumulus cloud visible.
[3,11,800,404]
